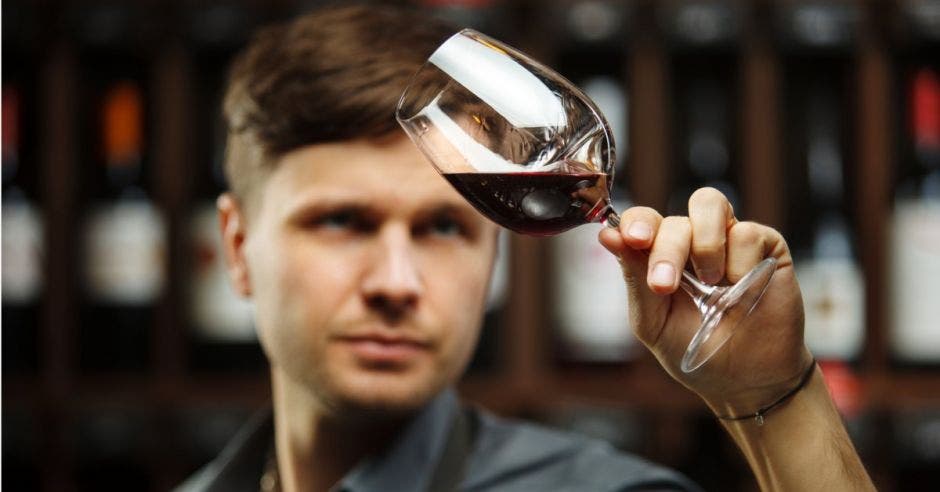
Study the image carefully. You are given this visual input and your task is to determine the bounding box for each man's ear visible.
[217,193,252,297]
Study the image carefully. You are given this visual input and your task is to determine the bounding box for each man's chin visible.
[327,374,442,417]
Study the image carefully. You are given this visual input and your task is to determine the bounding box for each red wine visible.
[444,172,611,236]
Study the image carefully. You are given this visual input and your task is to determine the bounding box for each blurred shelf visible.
[869,371,940,410]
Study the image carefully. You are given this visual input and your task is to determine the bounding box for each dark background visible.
[3,0,939,490]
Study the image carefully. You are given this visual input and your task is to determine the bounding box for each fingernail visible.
[650,262,676,288]
[627,221,651,241]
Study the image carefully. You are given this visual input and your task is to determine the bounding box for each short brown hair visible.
[222,4,457,207]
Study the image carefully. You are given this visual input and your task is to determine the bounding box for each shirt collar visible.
[336,388,459,492]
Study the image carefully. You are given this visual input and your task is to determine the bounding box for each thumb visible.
[598,228,670,347]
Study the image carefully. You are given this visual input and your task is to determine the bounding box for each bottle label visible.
[189,205,255,341]
[890,198,940,361]
[2,199,43,303]
[797,257,865,359]
[84,200,166,304]
[552,206,636,361]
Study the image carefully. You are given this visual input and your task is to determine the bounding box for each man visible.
[178,4,875,491]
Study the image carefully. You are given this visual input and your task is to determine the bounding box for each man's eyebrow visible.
[420,202,476,218]
[283,197,379,221]
[282,189,371,209]
[416,202,487,229]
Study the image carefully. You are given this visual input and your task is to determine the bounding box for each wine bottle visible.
[183,1,265,373]
[552,200,636,363]
[890,66,940,364]
[556,79,634,363]
[2,84,44,374]
[80,80,166,372]
[791,82,865,362]
[775,0,866,367]
[549,1,636,363]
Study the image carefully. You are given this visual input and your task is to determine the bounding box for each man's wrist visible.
[699,349,816,419]
[711,364,876,491]
[712,357,817,425]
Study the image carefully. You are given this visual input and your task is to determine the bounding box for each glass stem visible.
[600,205,620,229]
[602,208,716,310]
[679,272,717,311]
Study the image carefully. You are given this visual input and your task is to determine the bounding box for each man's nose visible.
[361,226,424,314]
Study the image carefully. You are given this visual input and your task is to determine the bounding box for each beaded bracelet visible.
[715,358,818,426]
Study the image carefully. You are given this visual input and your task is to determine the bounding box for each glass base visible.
[680,257,777,373]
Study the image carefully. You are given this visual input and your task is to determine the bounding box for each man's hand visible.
[600,187,875,490]
[598,187,813,416]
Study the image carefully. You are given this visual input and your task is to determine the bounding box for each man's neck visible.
[270,369,406,492]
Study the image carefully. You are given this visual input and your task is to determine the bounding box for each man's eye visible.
[428,217,463,236]
[317,212,352,227]
[317,210,376,232]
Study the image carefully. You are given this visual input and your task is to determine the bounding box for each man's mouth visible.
[336,332,431,365]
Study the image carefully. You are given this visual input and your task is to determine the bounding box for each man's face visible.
[222,136,499,414]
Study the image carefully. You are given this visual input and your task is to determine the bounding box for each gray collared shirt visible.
[176,388,702,492]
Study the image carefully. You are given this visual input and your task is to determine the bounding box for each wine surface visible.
[444,172,609,236]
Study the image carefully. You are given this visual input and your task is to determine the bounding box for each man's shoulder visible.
[173,401,702,492]
[173,463,218,492]
[173,408,274,492]
[464,408,702,492]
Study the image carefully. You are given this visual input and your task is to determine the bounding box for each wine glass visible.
[396,29,776,373]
